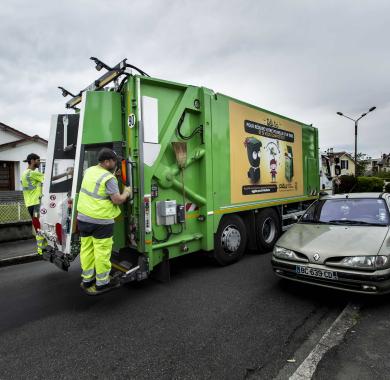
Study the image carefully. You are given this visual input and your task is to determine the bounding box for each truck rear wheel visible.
[255,209,280,253]
[214,215,247,266]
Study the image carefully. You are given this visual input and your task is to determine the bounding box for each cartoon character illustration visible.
[266,141,280,183]
[270,158,277,182]
[244,137,262,184]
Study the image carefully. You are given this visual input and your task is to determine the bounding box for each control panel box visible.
[156,200,177,225]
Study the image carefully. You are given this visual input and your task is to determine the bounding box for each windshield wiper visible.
[299,220,329,224]
[328,219,386,226]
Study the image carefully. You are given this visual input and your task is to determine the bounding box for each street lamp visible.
[336,106,377,176]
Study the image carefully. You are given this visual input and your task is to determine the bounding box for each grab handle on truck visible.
[121,157,135,201]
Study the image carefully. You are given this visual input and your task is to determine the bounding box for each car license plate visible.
[295,266,338,280]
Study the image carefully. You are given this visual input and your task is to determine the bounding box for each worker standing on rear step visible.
[77,148,132,295]
[21,153,47,256]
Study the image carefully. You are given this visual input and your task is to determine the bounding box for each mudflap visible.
[151,259,170,283]
[150,250,170,283]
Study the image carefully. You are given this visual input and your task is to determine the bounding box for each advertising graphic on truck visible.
[37,58,320,289]
[229,101,303,202]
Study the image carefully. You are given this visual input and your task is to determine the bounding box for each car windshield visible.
[300,198,390,226]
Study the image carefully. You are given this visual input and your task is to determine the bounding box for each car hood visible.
[277,223,390,264]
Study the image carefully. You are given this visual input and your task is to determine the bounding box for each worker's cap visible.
[23,153,40,163]
[97,148,121,162]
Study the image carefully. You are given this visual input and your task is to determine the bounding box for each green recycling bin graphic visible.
[285,146,294,182]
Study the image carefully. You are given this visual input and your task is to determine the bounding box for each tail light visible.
[32,217,41,231]
[55,223,62,244]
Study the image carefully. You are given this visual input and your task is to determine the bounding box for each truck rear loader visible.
[38,58,320,282]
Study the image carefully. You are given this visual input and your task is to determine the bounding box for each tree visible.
[352,152,370,177]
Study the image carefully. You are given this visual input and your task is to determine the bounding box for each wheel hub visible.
[262,217,276,244]
[221,225,241,254]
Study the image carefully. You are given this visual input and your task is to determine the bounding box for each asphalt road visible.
[0,251,351,379]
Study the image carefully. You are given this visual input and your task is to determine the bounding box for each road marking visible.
[289,302,360,380]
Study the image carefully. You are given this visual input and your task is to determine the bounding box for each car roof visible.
[320,192,388,200]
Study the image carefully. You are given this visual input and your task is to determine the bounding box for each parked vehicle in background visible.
[272,193,390,294]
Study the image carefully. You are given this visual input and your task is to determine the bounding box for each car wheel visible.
[213,215,247,266]
[256,208,280,253]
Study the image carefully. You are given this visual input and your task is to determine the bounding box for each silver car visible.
[272,193,390,294]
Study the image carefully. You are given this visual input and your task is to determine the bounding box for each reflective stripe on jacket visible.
[77,165,120,220]
[21,169,44,207]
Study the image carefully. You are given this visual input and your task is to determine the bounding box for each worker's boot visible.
[80,279,95,289]
[95,276,120,293]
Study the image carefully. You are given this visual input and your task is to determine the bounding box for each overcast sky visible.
[1,0,389,158]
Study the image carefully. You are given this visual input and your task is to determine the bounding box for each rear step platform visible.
[80,279,121,296]
[111,250,137,273]
[110,249,148,283]
[81,250,149,296]
[42,248,71,271]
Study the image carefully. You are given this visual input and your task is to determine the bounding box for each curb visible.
[0,253,41,268]
[289,303,360,380]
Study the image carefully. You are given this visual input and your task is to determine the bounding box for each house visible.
[332,151,355,176]
[0,122,47,191]
[320,150,356,190]
[363,155,390,176]
[375,154,390,174]
[324,150,355,176]
[364,157,379,175]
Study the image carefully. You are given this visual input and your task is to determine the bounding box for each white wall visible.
[320,168,332,190]
[0,129,19,144]
[0,141,47,190]
[339,155,355,176]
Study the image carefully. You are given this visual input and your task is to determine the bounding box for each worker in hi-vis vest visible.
[21,153,73,255]
[77,148,131,294]
[21,153,46,255]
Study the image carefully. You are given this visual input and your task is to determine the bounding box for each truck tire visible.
[255,208,280,253]
[213,215,247,266]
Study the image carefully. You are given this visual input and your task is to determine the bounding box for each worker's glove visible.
[123,186,132,197]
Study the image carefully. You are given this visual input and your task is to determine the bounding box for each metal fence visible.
[0,191,31,224]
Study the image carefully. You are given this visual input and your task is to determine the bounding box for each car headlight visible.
[340,255,389,269]
[273,246,296,260]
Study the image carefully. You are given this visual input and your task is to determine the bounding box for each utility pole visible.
[336,106,377,176]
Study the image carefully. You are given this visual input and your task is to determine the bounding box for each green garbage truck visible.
[38,58,319,282]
